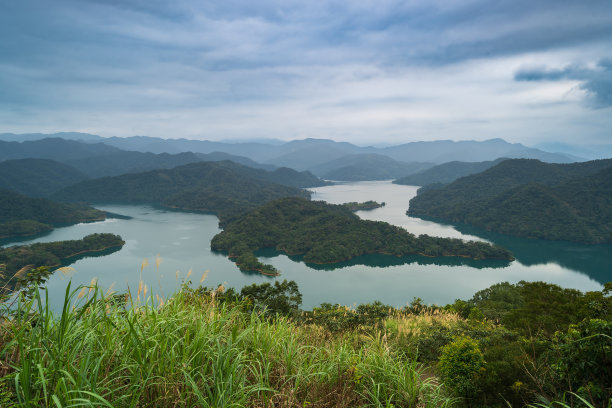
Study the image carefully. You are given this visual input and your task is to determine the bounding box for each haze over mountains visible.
[0,133,583,183]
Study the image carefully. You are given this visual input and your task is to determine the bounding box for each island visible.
[342,201,385,212]
[211,197,514,275]
[0,233,125,293]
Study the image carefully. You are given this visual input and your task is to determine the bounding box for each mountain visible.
[0,159,88,197]
[0,138,121,161]
[310,154,434,181]
[0,138,277,178]
[2,133,578,169]
[408,159,612,243]
[394,158,507,186]
[0,132,105,142]
[53,161,312,225]
[0,189,106,239]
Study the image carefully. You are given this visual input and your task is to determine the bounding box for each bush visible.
[438,336,485,401]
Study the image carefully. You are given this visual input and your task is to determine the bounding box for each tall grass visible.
[0,283,456,407]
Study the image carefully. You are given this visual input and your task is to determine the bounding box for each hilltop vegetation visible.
[0,233,124,292]
[394,158,506,186]
[0,189,106,239]
[409,159,612,243]
[211,197,513,275]
[0,278,609,408]
[53,161,312,225]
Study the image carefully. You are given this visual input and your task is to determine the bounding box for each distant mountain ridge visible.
[408,158,612,243]
[394,158,507,186]
[314,154,434,181]
[0,133,578,167]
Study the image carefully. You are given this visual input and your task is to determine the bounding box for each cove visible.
[3,181,607,310]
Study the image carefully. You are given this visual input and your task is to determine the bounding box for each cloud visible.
[515,59,612,108]
[0,0,611,146]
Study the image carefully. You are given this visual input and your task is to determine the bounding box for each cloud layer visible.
[1,0,611,145]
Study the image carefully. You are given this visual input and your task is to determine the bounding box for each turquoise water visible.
[4,181,608,310]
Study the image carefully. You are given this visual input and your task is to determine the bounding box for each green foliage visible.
[212,197,514,274]
[408,158,612,243]
[0,282,452,408]
[239,279,302,317]
[438,336,485,400]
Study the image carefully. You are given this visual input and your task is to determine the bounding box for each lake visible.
[4,181,608,310]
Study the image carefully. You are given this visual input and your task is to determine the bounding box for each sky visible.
[1,0,611,147]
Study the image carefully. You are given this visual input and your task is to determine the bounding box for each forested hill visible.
[53,161,312,224]
[211,197,513,275]
[0,189,106,239]
[0,158,88,197]
[408,159,612,243]
[393,158,506,186]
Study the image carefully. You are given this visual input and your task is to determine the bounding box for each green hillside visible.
[393,158,506,186]
[53,161,312,225]
[0,158,88,197]
[211,197,513,275]
[0,189,106,239]
[408,159,612,243]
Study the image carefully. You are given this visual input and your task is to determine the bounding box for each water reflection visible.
[254,248,511,271]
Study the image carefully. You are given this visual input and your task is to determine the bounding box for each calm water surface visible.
[5,181,609,310]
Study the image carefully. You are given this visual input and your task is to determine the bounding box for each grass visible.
[0,283,457,407]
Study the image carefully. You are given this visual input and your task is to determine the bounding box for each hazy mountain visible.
[534,142,611,161]
[394,158,507,186]
[408,158,612,243]
[0,132,105,142]
[0,138,121,161]
[2,134,578,169]
[0,159,88,197]
[313,154,434,181]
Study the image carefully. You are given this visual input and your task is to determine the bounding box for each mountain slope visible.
[0,159,88,197]
[0,189,106,239]
[408,159,612,243]
[394,158,507,186]
[311,154,434,181]
[53,161,312,224]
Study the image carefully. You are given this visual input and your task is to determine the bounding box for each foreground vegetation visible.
[212,197,513,275]
[0,278,609,408]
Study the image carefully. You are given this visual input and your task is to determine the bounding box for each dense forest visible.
[0,158,88,197]
[53,161,314,225]
[393,158,506,186]
[315,154,434,181]
[211,197,513,275]
[0,189,106,239]
[409,159,612,243]
[0,233,124,292]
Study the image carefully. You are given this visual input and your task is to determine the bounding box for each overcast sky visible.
[1,0,611,146]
